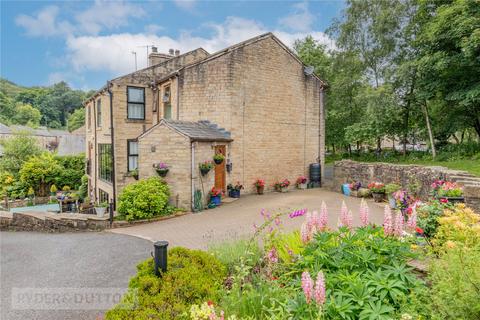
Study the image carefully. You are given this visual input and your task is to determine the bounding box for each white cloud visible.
[15,6,74,37]
[144,24,165,34]
[63,16,333,77]
[75,0,145,35]
[279,1,315,32]
[174,0,197,10]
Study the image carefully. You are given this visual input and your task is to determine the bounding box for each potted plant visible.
[274,179,290,192]
[368,182,385,202]
[296,176,308,190]
[385,183,401,208]
[131,168,139,180]
[95,201,108,217]
[227,182,243,198]
[254,179,265,195]
[153,162,169,177]
[213,153,225,165]
[432,180,464,203]
[349,181,362,197]
[199,161,214,176]
[209,187,223,206]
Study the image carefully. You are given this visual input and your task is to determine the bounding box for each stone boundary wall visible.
[333,160,480,212]
[0,211,190,233]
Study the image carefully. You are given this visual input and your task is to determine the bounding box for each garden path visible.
[109,188,385,249]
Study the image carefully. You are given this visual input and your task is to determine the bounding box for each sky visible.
[1,0,344,90]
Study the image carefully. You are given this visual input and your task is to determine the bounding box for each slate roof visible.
[138,119,232,142]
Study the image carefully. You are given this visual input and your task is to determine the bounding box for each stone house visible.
[84,33,326,210]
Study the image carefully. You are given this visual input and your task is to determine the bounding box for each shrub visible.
[106,247,227,320]
[78,175,88,200]
[416,200,452,238]
[209,239,262,272]
[19,152,62,196]
[54,154,85,189]
[117,177,171,221]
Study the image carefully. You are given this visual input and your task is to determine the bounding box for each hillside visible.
[0,78,26,98]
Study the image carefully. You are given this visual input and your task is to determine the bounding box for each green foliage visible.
[19,153,62,196]
[106,247,227,320]
[0,134,42,176]
[269,231,304,263]
[417,200,452,238]
[54,154,85,189]
[11,103,41,127]
[67,107,85,132]
[208,239,262,273]
[78,175,88,200]
[117,177,171,221]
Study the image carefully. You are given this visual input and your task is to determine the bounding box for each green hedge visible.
[106,247,227,320]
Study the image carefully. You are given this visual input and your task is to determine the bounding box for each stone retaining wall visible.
[333,160,480,212]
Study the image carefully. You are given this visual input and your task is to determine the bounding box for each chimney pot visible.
[175,49,180,56]
[169,49,174,55]
[151,46,158,53]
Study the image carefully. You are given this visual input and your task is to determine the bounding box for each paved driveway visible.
[0,232,151,320]
[110,188,385,249]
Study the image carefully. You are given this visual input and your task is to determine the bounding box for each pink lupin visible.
[301,271,314,304]
[359,199,369,227]
[314,271,326,305]
[394,212,404,237]
[383,205,394,236]
[319,201,328,231]
[339,201,352,229]
[300,222,310,243]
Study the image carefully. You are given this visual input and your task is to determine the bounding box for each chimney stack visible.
[175,49,180,56]
[169,48,174,55]
[151,46,158,53]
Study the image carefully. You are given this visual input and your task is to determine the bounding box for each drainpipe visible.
[93,100,98,202]
[107,81,117,209]
[319,85,325,182]
[191,141,195,211]
[176,73,180,120]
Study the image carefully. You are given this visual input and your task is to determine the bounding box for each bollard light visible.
[153,241,169,276]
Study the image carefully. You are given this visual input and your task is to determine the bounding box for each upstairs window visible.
[163,86,172,119]
[127,140,138,172]
[96,99,102,127]
[127,87,145,120]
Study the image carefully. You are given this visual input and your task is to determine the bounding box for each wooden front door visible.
[214,145,226,191]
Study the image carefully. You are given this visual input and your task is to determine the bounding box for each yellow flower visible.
[445,241,456,249]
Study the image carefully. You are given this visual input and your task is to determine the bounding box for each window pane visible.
[129,141,138,155]
[128,103,144,119]
[128,87,144,103]
[98,144,112,182]
[128,156,138,171]
[164,104,172,119]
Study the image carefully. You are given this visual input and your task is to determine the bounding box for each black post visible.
[153,241,169,276]
[109,202,114,226]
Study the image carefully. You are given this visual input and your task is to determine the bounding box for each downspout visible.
[107,81,117,209]
[176,73,180,120]
[191,141,195,211]
[319,84,325,182]
[93,100,98,201]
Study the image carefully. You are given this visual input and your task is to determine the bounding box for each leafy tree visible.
[67,107,85,132]
[19,152,62,197]
[0,134,42,177]
[11,103,41,127]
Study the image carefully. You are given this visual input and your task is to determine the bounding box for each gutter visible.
[107,81,117,209]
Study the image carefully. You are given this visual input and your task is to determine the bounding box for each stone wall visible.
[333,160,480,212]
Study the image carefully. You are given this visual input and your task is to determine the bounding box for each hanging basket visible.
[214,158,224,165]
[156,168,169,177]
[200,168,210,176]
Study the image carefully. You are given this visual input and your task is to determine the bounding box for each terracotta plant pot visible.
[256,186,264,195]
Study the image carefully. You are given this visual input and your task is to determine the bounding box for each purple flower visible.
[289,208,307,218]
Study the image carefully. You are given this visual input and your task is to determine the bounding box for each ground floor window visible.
[98,189,109,204]
[128,140,138,171]
[98,143,113,182]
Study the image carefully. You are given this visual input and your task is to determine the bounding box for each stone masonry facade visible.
[333,160,480,213]
[84,33,326,210]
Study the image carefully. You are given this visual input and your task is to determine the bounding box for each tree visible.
[0,134,42,176]
[67,107,85,132]
[11,103,41,127]
[414,0,480,138]
[0,92,15,124]
[19,152,62,197]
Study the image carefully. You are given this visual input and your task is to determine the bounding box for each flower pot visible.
[298,183,307,190]
[256,186,264,195]
[388,196,396,209]
[95,207,106,217]
[350,190,358,197]
[200,168,210,176]
[156,168,169,177]
[372,192,385,202]
[210,195,221,206]
[229,189,241,198]
[438,196,464,204]
[341,184,351,196]
[214,158,224,165]
[279,187,288,193]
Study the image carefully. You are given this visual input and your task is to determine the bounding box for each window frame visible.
[127,139,139,172]
[96,99,102,127]
[98,143,113,183]
[98,189,109,204]
[126,86,146,120]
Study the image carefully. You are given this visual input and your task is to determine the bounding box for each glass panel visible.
[128,103,144,119]
[129,141,138,155]
[164,104,172,119]
[98,144,112,182]
[128,87,144,103]
[128,156,138,171]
